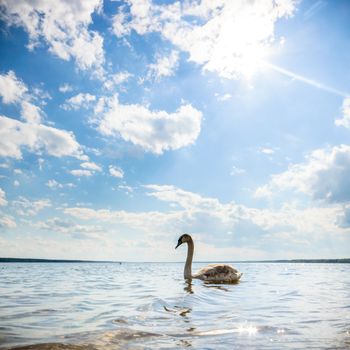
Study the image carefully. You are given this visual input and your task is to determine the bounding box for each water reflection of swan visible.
[184,280,194,294]
[204,284,230,292]
[175,234,242,283]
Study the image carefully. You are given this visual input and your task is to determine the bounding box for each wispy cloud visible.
[12,197,51,216]
[335,97,350,129]
[61,93,96,111]
[0,188,8,206]
[80,162,102,172]
[264,62,349,98]
[46,179,75,189]
[109,165,124,178]
[0,214,16,228]
[59,84,73,93]
[147,51,179,82]
[69,169,93,177]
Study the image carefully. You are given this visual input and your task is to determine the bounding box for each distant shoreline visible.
[0,258,116,263]
[0,257,349,264]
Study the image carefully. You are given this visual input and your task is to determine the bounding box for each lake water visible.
[0,262,349,350]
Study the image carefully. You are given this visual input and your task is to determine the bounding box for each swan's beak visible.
[175,240,182,249]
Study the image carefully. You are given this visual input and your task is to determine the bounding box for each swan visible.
[175,234,242,283]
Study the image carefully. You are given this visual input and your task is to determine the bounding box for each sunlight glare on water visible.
[0,262,349,350]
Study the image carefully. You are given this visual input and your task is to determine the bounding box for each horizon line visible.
[1,257,349,264]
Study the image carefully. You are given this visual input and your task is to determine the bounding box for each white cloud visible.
[2,183,346,260]
[68,162,102,178]
[13,196,51,216]
[144,184,225,212]
[0,70,45,124]
[33,87,52,102]
[254,184,273,199]
[112,8,130,37]
[81,161,102,172]
[70,169,93,177]
[147,51,179,81]
[63,184,346,255]
[61,93,96,111]
[145,185,346,238]
[335,97,350,129]
[112,71,132,85]
[230,166,246,176]
[36,217,104,239]
[0,214,16,229]
[59,83,73,93]
[0,71,85,160]
[46,179,63,189]
[1,0,104,71]
[254,144,350,204]
[117,184,134,195]
[38,158,45,171]
[46,179,75,189]
[109,165,124,178]
[259,147,275,155]
[113,0,296,79]
[0,233,118,261]
[0,115,85,159]
[0,188,8,206]
[13,180,20,187]
[103,71,133,90]
[216,93,232,102]
[337,205,350,228]
[0,70,27,104]
[93,95,202,154]
[20,100,43,124]
[64,206,183,234]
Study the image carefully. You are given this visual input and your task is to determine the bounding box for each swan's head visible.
[175,234,191,249]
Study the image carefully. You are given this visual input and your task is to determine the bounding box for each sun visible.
[199,4,274,80]
[238,43,270,79]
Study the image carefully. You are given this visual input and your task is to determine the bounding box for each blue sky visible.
[0,0,349,261]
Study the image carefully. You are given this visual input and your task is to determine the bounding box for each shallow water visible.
[0,262,349,349]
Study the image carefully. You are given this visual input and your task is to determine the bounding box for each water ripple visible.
[0,262,349,350]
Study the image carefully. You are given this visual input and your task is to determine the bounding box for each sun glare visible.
[204,4,273,80]
[237,324,259,335]
[239,43,270,79]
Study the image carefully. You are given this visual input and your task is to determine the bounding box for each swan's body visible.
[175,234,242,283]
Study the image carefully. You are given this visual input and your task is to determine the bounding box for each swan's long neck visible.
[184,239,194,279]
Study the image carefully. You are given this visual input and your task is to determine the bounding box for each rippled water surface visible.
[0,262,349,349]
